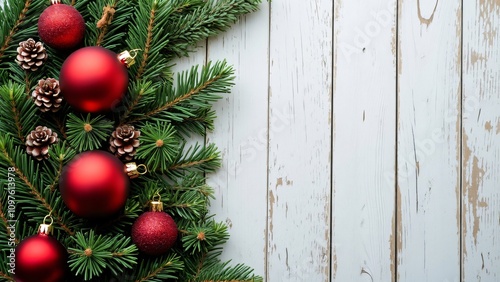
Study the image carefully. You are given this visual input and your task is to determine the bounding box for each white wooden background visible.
[194,0,500,281]
[2,0,499,281]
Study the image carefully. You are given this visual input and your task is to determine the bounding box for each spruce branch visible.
[7,90,23,143]
[66,113,114,153]
[43,47,66,80]
[0,0,46,67]
[45,151,64,192]
[166,190,208,221]
[0,0,32,64]
[192,261,263,282]
[119,80,158,126]
[135,2,156,80]
[42,142,76,192]
[170,172,215,200]
[50,112,69,139]
[136,121,180,172]
[123,61,233,125]
[126,0,171,81]
[172,107,217,137]
[8,61,46,98]
[165,0,262,58]
[95,2,118,45]
[182,220,229,254]
[131,179,163,209]
[84,0,132,49]
[68,230,138,281]
[0,271,14,281]
[133,253,184,282]
[0,82,39,144]
[167,143,221,177]
[0,136,75,236]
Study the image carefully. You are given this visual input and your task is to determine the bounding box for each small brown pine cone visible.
[109,125,141,161]
[26,126,58,161]
[16,38,48,72]
[32,78,63,112]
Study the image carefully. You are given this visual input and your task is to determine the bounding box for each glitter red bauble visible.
[59,151,129,218]
[15,234,67,282]
[59,46,128,113]
[132,212,178,255]
[38,3,85,50]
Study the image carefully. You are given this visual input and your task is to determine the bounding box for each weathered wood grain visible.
[332,0,396,281]
[206,4,270,278]
[397,0,461,280]
[267,0,332,281]
[462,1,500,281]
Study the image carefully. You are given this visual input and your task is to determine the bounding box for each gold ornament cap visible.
[150,193,163,212]
[38,214,54,235]
[118,49,140,68]
[124,162,147,179]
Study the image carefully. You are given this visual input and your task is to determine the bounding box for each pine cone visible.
[110,125,141,161]
[16,38,48,72]
[32,78,63,112]
[26,126,58,161]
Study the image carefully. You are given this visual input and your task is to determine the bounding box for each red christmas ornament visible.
[59,46,130,113]
[59,151,130,218]
[15,217,67,282]
[132,198,178,255]
[38,0,85,50]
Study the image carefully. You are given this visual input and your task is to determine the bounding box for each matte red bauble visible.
[59,46,128,113]
[38,2,85,50]
[132,212,178,255]
[59,151,129,218]
[15,234,67,282]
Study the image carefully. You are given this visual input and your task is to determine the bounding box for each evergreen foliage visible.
[0,0,263,280]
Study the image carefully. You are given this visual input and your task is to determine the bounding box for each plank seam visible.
[459,0,463,281]
[265,1,272,281]
[395,0,400,281]
[330,1,335,281]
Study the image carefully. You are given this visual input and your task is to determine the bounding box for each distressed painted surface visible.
[462,1,500,281]
[397,0,461,281]
[206,5,270,277]
[267,0,332,281]
[332,0,397,281]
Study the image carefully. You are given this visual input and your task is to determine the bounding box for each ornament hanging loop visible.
[129,49,141,58]
[150,192,163,212]
[43,213,54,226]
[39,213,54,235]
[152,192,161,202]
[124,162,148,179]
[118,49,141,68]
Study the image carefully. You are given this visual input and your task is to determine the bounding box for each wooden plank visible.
[205,4,269,277]
[462,1,500,280]
[397,0,461,281]
[267,0,332,281]
[332,0,397,281]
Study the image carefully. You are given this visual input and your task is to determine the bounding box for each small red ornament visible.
[59,46,130,113]
[15,216,67,282]
[38,0,85,50]
[132,197,178,255]
[59,150,130,218]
